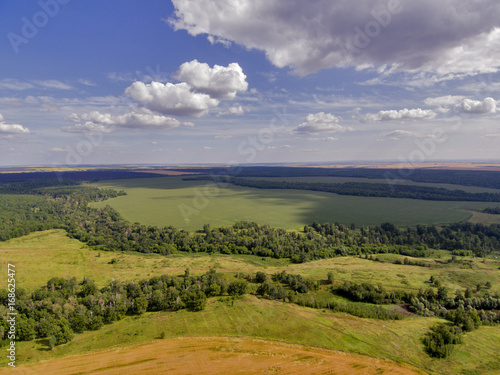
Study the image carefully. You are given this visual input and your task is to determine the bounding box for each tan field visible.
[0,337,426,375]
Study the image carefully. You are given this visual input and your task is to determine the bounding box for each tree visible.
[228,280,248,296]
[133,295,148,315]
[422,323,463,358]
[255,271,267,283]
[183,290,206,311]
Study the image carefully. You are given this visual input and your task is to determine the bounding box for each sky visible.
[0,0,500,167]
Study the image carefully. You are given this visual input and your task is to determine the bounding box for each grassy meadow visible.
[90,176,497,231]
[2,230,499,293]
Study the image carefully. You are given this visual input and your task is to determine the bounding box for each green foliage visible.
[228,280,248,296]
[483,206,500,215]
[422,323,463,358]
[327,271,335,284]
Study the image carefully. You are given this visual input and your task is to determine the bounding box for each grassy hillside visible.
[1,295,499,374]
[1,231,499,374]
[2,230,499,293]
[90,177,496,230]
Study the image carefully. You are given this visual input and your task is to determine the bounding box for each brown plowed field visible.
[1,337,426,375]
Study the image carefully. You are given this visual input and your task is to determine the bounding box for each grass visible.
[90,176,497,231]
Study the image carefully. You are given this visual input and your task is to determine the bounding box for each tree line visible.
[189,176,500,202]
[0,269,245,349]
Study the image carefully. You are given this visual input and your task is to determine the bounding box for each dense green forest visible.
[187,176,500,202]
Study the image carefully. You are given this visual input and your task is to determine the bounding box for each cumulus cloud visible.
[294,112,352,134]
[176,60,248,99]
[170,0,500,77]
[62,110,194,133]
[0,113,30,135]
[217,105,245,116]
[455,97,498,114]
[379,130,418,141]
[125,81,219,117]
[361,108,437,122]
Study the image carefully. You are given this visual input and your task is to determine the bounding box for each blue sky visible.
[1,0,500,167]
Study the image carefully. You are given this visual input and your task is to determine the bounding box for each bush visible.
[422,323,463,358]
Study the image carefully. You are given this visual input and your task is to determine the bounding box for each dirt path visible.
[1,336,426,375]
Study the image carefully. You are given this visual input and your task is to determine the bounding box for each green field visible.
[91,176,496,231]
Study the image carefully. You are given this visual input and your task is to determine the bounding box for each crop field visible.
[91,176,496,231]
[0,336,425,375]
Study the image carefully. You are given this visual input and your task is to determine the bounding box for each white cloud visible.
[175,60,248,99]
[33,80,73,90]
[207,35,232,48]
[61,122,113,134]
[293,112,352,134]
[62,110,194,132]
[214,134,233,140]
[0,113,30,135]
[78,79,97,87]
[380,130,418,140]
[217,105,245,116]
[361,108,437,122]
[124,81,219,117]
[424,95,466,107]
[455,97,498,114]
[170,0,500,78]
[0,79,34,91]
